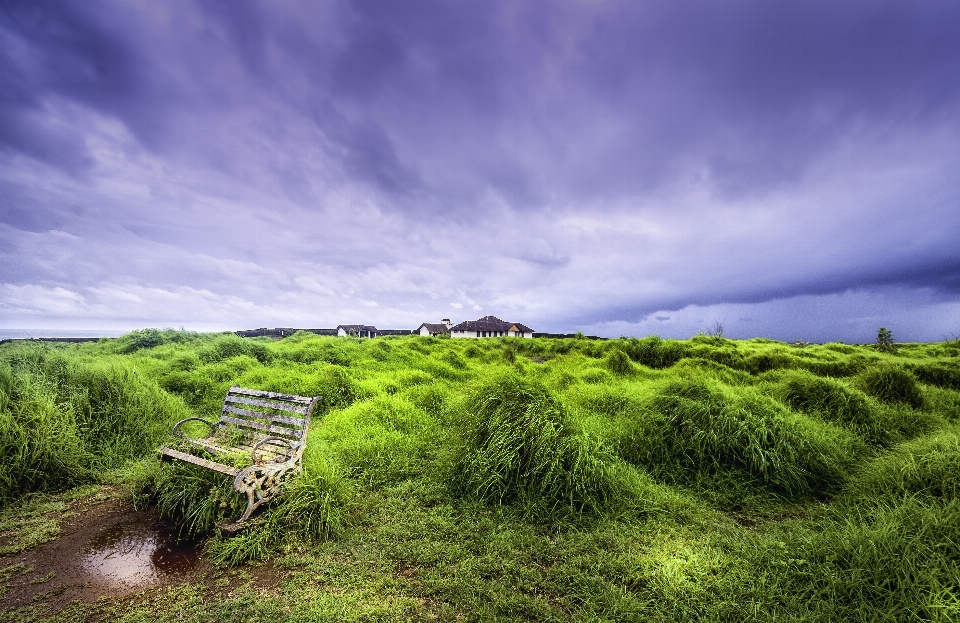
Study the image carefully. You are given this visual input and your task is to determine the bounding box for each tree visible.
[876,327,896,353]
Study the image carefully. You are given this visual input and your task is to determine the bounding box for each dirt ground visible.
[0,490,287,613]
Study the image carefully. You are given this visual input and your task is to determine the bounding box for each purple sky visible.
[2,0,959,342]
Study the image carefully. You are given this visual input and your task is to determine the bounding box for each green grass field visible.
[1,330,959,621]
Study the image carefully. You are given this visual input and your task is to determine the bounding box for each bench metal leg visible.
[231,462,302,522]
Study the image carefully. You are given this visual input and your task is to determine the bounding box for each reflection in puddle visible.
[81,517,200,586]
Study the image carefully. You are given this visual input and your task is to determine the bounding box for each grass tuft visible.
[620,378,863,497]
[858,364,924,409]
[453,372,620,515]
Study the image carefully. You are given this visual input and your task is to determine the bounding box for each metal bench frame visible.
[160,385,319,526]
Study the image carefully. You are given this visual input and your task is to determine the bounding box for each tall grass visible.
[857,364,925,409]
[0,347,189,505]
[620,378,864,497]
[205,445,348,564]
[453,372,621,515]
[4,330,960,618]
[773,369,935,446]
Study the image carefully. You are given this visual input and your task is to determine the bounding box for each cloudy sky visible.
[2,0,959,342]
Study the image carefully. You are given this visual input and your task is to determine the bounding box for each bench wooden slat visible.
[229,386,314,404]
[180,437,292,460]
[224,394,311,415]
[222,404,307,426]
[220,415,303,438]
[160,447,240,476]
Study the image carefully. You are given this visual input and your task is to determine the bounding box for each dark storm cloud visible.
[2,0,959,339]
[0,1,167,170]
[5,0,959,196]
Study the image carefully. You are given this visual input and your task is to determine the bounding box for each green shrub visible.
[875,327,896,353]
[453,373,620,515]
[858,365,924,409]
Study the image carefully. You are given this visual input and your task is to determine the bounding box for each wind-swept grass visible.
[453,372,623,516]
[3,331,960,621]
[619,377,864,498]
[0,346,189,505]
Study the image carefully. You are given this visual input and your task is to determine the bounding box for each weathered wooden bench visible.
[160,386,319,531]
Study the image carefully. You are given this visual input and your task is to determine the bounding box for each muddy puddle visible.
[1,497,208,608]
[80,514,201,587]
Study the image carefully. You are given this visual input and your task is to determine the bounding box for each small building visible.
[416,319,453,336]
[337,324,378,338]
[450,315,534,339]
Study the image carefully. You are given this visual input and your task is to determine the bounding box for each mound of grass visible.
[620,336,687,369]
[743,351,798,374]
[117,328,199,353]
[779,369,938,446]
[858,364,924,409]
[313,366,366,413]
[0,368,90,504]
[198,335,271,364]
[912,361,960,391]
[454,373,620,515]
[320,395,440,486]
[621,378,863,497]
[604,349,635,376]
[673,357,752,386]
[847,426,960,504]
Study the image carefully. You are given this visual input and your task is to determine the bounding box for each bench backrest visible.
[219,386,317,450]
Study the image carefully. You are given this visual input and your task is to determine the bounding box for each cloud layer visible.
[2,0,959,341]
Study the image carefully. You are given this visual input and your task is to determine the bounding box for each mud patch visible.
[80,513,201,587]
[0,493,208,610]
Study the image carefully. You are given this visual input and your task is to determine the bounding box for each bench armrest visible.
[172,417,217,439]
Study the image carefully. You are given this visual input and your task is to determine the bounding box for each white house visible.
[416,319,453,336]
[450,315,534,339]
[336,324,378,338]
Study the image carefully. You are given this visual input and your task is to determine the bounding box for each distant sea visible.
[0,329,128,340]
